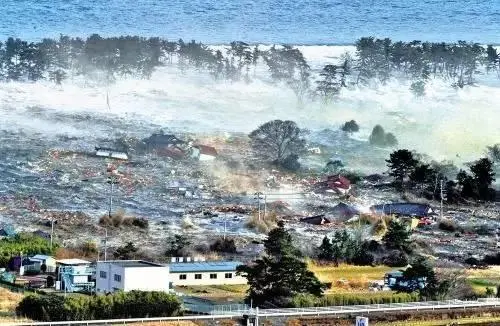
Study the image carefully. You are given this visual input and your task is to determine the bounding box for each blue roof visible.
[370,203,434,217]
[169,261,243,273]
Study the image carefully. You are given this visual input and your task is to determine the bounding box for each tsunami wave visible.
[0,45,499,166]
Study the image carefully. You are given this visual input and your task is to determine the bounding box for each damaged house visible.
[143,132,187,159]
[314,175,352,195]
[191,145,218,161]
[301,214,331,225]
[370,203,435,218]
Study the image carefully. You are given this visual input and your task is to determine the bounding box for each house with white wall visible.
[96,260,170,294]
[169,261,245,286]
[25,255,56,273]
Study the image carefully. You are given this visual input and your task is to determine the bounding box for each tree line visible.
[1,35,498,98]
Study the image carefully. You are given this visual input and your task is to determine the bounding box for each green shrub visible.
[16,291,182,321]
[0,233,56,268]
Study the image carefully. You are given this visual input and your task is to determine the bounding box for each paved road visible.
[5,298,500,325]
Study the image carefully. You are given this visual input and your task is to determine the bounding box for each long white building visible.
[169,261,245,286]
[96,260,170,294]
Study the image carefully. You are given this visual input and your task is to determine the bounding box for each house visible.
[331,202,359,220]
[157,146,186,159]
[370,203,435,218]
[0,225,16,238]
[300,215,331,225]
[96,260,170,294]
[170,261,245,286]
[29,255,56,273]
[95,147,129,160]
[314,175,352,195]
[56,259,94,292]
[191,145,218,161]
[143,133,185,150]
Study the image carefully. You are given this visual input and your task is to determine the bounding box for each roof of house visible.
[300,215,331,225]
[370,203,434,217]
[100,260,165,268]
[169,261,243,273]
[31,255,54,261]
[195,145,218,157]
[326,175,351,190]
[145,133,184,147]
[331,202,359,218]
[57,259,91,266]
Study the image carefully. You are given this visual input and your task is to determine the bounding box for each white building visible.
[27,255,56,273]
[96,260,170,294]
[170,261,246,286]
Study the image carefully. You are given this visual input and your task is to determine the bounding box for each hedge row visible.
[16,291,182,321]
[292,292,419,307]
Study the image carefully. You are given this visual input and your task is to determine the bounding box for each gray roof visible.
[169,261,243,273]
[104,260,165,268]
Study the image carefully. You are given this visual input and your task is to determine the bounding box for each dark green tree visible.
[316,64,341,101]
[237,221,325,307]
[165,234,191,257]
[369,125,386,146]
[114,242,138,260]
[317,236,334,261]
[470,158,496,200]
[386,149,419,188]
[341,120,359,133]
[383,219,412,253]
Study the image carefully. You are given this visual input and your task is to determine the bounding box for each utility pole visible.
[108,175,115,218]
[254,192,262,221]
[50,216,54,250]
[103,228,108,261]
[263,194,267,219]
[440,179,444,220]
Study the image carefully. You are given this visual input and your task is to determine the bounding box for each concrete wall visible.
[123,266,170,292]
[171,271,246,286]
[96,262,170,293]
[96,262,124,293]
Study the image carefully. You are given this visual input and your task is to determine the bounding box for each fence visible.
[5,298,500,326]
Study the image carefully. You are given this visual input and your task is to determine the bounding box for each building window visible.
[225,273,232,279]
[100,271,107,279]
[179,274,187,280]
[195,274,202,280]
[114,274,122,282]
[210,273,217,279]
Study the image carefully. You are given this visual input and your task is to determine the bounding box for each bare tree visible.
[249,120,306,163]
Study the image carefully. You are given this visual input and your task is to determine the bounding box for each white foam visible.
[0,45,498,164]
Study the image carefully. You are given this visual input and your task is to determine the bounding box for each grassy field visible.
[308,261,393,292]
[466,266,500,296]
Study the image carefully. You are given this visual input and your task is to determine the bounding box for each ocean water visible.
[2,0,500,44]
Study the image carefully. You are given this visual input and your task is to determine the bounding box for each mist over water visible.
[1,45,499,169]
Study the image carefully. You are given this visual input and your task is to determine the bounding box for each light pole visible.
[440,179,444,220]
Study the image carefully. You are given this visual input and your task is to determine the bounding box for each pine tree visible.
[237,221,325,307]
